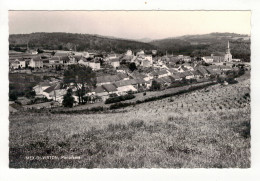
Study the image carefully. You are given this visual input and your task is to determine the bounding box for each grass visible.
[9,108,250,168]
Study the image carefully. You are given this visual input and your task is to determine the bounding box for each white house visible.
[78,57,89,66]
[202,56,214,63]
[110,58,120,68]
[126,50,133,56]
[88,61,101,70]
[136,50,145,56]
[29,57,43,68]
[10,58,26,69]
[232,59,241,62]
[42,83,66,102]
[33,82,51,95]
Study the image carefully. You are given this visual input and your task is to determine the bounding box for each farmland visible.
[9,73,250,168]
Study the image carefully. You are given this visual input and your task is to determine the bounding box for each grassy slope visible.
[9,74,250,168]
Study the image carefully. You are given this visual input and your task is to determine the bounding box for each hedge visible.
[105,94,135,104]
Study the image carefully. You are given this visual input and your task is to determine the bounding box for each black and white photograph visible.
[7,10,252,169]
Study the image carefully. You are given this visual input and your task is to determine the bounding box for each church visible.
[224,41,232,62]
[209,41,234,63]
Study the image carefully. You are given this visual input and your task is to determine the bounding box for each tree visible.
[62,88,75,108]
[37,48,44,54]
[9,92,18,101]
[129,62,137,72]
[63,64,96,104]
[150,80,161,91]
[25,90,36,98]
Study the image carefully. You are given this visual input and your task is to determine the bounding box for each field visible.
[9,73,250,168]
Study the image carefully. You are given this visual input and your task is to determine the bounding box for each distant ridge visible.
[9,32,155,53]
[9,32,250,61]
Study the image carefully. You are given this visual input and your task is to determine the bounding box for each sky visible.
[9,11,251,40]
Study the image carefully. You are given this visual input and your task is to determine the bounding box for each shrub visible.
[90,106,104,112]
[110,102,133,109]
[128,119,145,128]
[9,92,18,101]
[62,89,75,108]
[150,80,161,91]
[105,94,135,104]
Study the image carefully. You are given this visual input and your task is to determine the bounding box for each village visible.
[9,41,250,112]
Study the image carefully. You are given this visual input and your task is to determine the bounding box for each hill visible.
[9,72,250,168]
[9,32,251,61]
[9,32,155,53]
[150,33,251,61]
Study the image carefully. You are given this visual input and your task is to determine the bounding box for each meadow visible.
[9,74,250,168]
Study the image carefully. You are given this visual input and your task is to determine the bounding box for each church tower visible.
[224,41,232,62]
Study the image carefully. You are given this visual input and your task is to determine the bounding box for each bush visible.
[110,102,133,109]
[105,94,135,104]
[62,89,75,108]
[9,92,18,101]
[90,106,104,112]
[150,80,161,91]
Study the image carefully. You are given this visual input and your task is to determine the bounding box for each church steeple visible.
[226,41,231,54]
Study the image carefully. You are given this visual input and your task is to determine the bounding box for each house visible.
[102,84,118,95]
[107,54,118,60]
[110,58,120,68]
[205,67,218,75]
[202,56,214,63]
[10,58,26,69]
[42,83,66,102]
[88,61,101,70]
[196,67,210,77]
[167,68,179,75]
[49,56,62,66]
[29,50,38,55]
[136,50,145,56]
[117,73,129,80]
[191,70,202,79]
[182,64,194,71]
[93,86,109,101]
[42,59,50,67]
[232,59,241,62]
[144,55,153,62]
[181,71,194,79]
[66,57,77,65]
[29,57,43,68]
[33,82,51,95]
[158,70,171,78]
[126,50,133,56]
[219,65,232,71]
[152,50,157,55]
[156,76,173,87]
[116,68,128,73]
[171,73,182,81]
[114,80,138,95]
[141,59,153,67]
[82,52,90,58]
[78,57,89,66]
[183,56,192,62]
[172,65,185,73]
[60,56,70,64]
[135,78,147,89]
[96,75,121,86]
[9,106,18,113]
[54,51,71,57]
